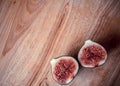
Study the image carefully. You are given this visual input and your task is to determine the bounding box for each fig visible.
[50,56,79,85]
[78,40,107,68]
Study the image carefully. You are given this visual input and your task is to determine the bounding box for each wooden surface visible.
[0,0,120,86]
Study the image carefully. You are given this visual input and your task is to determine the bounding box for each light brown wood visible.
[0,0,120,86]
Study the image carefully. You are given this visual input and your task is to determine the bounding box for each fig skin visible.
[78,40,107,68]
[50,56,79,85]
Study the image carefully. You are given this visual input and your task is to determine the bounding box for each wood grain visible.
[0,0,120,86]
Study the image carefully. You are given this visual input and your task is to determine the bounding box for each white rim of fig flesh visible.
[78,40,107,68]
[50,56,79,85]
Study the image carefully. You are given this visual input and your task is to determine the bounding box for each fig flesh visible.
[78,40,107,68]
[50,56,79,85]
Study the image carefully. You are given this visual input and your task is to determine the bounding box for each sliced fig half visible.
[50,56,79,85]
[78,40,107,68]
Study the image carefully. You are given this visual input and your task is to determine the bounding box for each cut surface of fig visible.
[78,40,107,68]
[50,56,79,85]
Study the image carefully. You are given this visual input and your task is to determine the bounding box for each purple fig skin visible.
[50,56,79,85]
[78,40,107,68]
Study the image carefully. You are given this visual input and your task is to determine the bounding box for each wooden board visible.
[0,0,120,86]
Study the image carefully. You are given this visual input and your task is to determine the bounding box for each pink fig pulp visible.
[50,56,79,84]
[78,40,107,68]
